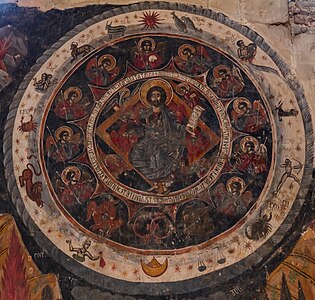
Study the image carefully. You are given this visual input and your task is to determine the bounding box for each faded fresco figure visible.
[57,166,94,207]
[211,177,253,218]
[211,65,244,98]
[85,54,119,86]
[46,126,81,162]
[232,136,268,176]
[54,86,91,120]
[231,98,268,133]
[174,44,212,75]
[132,37,164,70]
[130,82,186,193]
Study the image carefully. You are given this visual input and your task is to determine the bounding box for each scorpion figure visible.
[18,115,38,133]
[245,210,272,241]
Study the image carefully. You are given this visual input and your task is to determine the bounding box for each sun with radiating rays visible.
[138,11,164,30]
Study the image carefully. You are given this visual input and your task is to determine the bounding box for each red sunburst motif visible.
[139,11,164,30]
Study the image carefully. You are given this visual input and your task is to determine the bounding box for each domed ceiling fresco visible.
[3,2,314,296]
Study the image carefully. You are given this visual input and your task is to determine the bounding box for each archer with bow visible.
[273,158,302,195]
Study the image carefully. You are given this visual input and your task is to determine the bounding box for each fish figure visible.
[171,12,188,33]
[181,16,202,33]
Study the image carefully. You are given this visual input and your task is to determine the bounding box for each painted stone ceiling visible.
[3,2,314,296]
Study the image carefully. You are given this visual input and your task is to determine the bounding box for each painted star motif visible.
[296,144,301,152]
[111,264,117,271]
[15,138,20,145]
[39,218,47,225]
[122,270,128,277]
[289,182,294,190]
[26,93,31,99]
[19,157,25,163]
[15,148,19,154]
[245,241,251,249]
[133,268,140,276]
[174,265,181,273]
[188,264,193,271]
[15,165,20,172]
[261,55,268,61]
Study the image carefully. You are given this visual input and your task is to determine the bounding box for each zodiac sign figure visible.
[105,22,126,39]
[236,40,257,63]
[171,12,188,33]
[33,73,57,91]
[85,54,120,86]
[275,101,299,121]
[66,239,100,262]
[273,158,302,195]
[70,42,94,63]
[180,16,202,33]
[245,210,272,240]
[132,37,164,70]
[19,155,43,207]
[18,114,37,133]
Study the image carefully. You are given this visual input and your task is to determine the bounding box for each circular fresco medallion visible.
[4,2,313,296]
